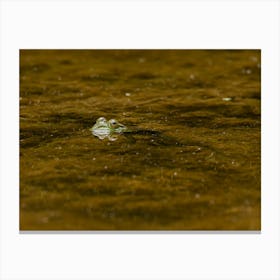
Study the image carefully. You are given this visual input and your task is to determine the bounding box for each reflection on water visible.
[20,50,261,230]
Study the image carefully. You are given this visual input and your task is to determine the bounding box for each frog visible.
[90,116,178,146]
[90,117,128,141]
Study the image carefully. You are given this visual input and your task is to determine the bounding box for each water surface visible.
[20,50,261,230]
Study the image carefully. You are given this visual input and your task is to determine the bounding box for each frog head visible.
[108,119,127,133]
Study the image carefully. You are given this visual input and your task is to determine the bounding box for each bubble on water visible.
[222,97,232,101]
[125,92,131,97]
[250,56,258,62]
[92,157,96,161]
[242,68,252,75]
[195,193,200,199]
[189,74,195,80]
[138,57,146,63]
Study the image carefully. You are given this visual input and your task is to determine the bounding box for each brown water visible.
[20,50,261,230]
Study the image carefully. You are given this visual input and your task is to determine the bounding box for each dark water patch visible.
[211,118,260,128]
[24,176,87,192]
[20,137,43,148]
[177,116,215,128]
[88,168,142,178]
[21,196,67,211]
[20,86,47,96]
[180,78,214,89]
[146,77,215,90]
[20,63,50,74]
[20,84,83,98]
[77,182,157,197]
[20,127,49,139]
[166,103,260,119]
[78,187,117,197]
[180,62,195,68]
[20,127,74,139]
[246,91,261,100]
[59,59,72,65]
[222,105,260,118]
[118,134,185,148]
[182,161,244,174]
[178,115,260,128]
[51,86,82,94]
[45,112,94,127]
[20,126,78,148]
[123,129,162,137]
[130,72,157,80]
[81,73,119,82]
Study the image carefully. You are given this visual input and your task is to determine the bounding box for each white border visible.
[1,1,279,279]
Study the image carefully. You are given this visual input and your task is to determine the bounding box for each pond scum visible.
[20,50,261,230]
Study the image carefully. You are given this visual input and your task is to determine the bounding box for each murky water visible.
[20,50,261,230]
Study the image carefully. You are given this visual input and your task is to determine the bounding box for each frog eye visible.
[97,117,106,122]
[109,119,117,125]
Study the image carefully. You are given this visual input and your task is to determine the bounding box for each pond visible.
[20,50,261,230]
